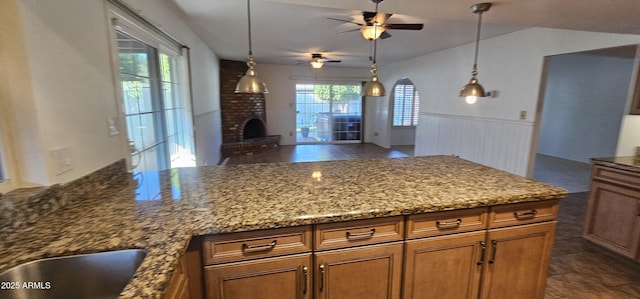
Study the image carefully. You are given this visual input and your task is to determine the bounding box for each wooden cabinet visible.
[200,201,558,299]
[480,221,556,299]
[584,165,640,260]
[315,242,403,299]
[202,226,313,299]
[403,201,557,299]
[314,217,404,299]
[164,253,191,299]
[205,253,312,299]
[404,231,485,299]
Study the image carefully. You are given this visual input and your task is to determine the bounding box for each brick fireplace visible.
[220,59,280,158]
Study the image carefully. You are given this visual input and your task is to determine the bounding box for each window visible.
[295,83,362,143]
[110,4,195,173]
[392,79,420,127]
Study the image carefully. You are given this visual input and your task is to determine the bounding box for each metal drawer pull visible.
[514,209,537,220]
[319,264,325,292]
[477,241,486,265]
[302,266,308,294]
[346,228,376,239]
[242,240,277,252]
[436,218,462,229]
[489,240,497,264]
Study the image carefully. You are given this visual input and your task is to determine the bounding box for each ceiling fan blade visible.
[326,60,342,63]
[336,28,361,34]
[383,23,424,30]
[380,31,392,39]
[326,17,363,26]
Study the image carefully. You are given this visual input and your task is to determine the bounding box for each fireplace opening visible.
[243,119,266,140]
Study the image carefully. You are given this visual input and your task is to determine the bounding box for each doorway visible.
[295,83,363,143]
[532,45,637,192]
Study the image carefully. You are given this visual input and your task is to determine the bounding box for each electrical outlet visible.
[51,147,73,175]
[520,111,527,120]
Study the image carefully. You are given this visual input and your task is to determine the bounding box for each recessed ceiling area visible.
[168,0,640,68]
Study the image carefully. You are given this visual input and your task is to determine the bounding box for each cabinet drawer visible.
[315,216,404,251]
[488,200,558,228]
[593,165,640,190]
[406,207,488,239]
[202,225,312,265]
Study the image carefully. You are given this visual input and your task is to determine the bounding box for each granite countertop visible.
[0,156,567,298]
[591,156,640,173]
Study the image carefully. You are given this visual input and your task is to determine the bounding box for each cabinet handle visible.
[477,241,486,265]
[514,209,537,220]
[489,240,497,264]
[241,240,277,252]
[302,266,308,294]
[346,228,375,240]
[436,218,462,229]
[319,264,325,292]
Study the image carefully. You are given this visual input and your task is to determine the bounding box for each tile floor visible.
[225,144,640,298]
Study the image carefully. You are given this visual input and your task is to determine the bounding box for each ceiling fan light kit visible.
[235,0,268,94]
[360,25,385,40]
[459,2,492,104]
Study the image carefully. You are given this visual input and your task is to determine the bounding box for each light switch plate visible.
[107,117,119,136]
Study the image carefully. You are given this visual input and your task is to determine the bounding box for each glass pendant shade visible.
[363,64,386,97]
[235,55,268,93]
[360,25,385,40]
[310,59,324,69]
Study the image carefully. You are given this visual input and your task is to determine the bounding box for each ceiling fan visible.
[300,53,342,69]
[328,0,424,40]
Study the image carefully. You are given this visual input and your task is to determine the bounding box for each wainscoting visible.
[415,113,534,176]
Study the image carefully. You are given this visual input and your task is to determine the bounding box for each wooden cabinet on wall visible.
[584,165,640,261]
[404,201,557,299]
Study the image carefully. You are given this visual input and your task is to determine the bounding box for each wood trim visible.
[631,65,640,115]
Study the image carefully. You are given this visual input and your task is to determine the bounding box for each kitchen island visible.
[0,155,567,298]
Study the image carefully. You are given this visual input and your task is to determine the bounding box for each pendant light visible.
[459,2,491,104]
[362,1,386,97]
[235,0,268,94]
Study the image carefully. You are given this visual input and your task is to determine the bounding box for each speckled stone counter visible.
[592,156,640,173]
[0,156,567,298]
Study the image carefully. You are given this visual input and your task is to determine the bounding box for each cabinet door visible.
[204,253,312,299]
[403,231,486,299]
[480,221,556,299]
[315,242,403,299]
[583,181,640,259]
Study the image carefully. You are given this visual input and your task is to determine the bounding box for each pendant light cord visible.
[372,0,379,64]
[473,12,483,69]
[247,0,253,56]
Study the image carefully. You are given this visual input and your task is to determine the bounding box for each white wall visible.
[255,64,371,145]
[537,53,633,163]
[0,0,221,189]
[616,115,640,156]
[377,28,640,175]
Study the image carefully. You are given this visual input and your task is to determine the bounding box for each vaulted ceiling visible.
[169,0,640,67]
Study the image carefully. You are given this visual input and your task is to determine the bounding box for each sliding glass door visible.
[295,83,362,143]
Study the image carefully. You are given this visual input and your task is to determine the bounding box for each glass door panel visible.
[295,83,362,143]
